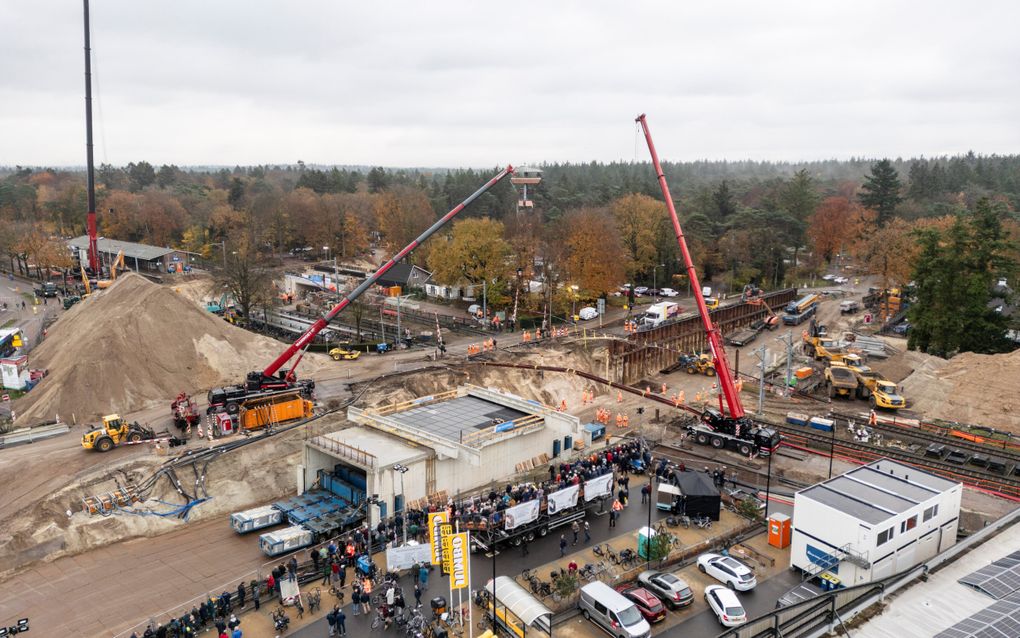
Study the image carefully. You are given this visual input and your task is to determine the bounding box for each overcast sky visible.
[3,1,1018,168]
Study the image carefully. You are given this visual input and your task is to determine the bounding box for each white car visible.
[821,274,835,281]
[659,288,679,297]
[633,286,649,295]
[578,307,599,321]
[704,585,747,627]
[697,553,757,591]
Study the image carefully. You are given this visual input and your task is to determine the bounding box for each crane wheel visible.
[711,437,724,449]
[739,443,752,456]
[696,432,710,445]
[97,438,114,452]
[227,402,239,414]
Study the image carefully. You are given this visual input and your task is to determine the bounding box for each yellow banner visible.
[428,512,449,565]
[448,532,470,590]
[441,525,454,574]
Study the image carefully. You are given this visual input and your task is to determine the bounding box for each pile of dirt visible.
[14,273,329,425]
[899,348,1020,432]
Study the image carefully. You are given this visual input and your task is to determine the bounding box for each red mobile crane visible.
[206,165,516,414]
[83,0,100,274]
[635,114,778,456]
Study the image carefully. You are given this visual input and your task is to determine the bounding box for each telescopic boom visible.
[261,165,515,382]
[635,114,745,419]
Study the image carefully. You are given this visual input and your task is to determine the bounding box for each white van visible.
[579,581,651,638]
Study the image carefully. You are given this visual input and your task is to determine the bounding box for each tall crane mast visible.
[635,114,745,420]
[82,0,100,273]
[251,165,515,389]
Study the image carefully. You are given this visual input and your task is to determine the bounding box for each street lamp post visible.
[570,285,579,322]
[646,476,653,569]
[366,494,381,562]
[653,264,664,301]
[393,464,409,543]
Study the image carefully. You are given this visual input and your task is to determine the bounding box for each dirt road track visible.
[0,514,266,637]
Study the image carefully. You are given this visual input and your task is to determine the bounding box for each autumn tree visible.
[807,196,866,263]
[611,193,663,279]
[374,186,434,258]
[856,218,919,292]
[859,159,903,226]
[216,231,274,321]
[561,208,626,297]
[427,218,512,303]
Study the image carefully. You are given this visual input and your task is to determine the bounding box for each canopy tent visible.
[671,470,722,520]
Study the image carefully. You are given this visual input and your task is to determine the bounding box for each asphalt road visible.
[289,493,672,638]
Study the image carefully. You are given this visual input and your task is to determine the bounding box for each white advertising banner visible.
[386,543,432,571]
[584,473,614,502]
[547,484,580,514]
[504,499,541,530]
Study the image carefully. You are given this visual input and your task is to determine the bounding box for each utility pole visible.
[753,345,767,415]
[778,331,794,397]
[396,295,403,348]
[482,280,487,329]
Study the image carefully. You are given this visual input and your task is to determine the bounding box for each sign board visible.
[440,523,454,575]
[584,473,614,501]
[504,499,541,530]
[386,543,432,571]
[547,484,580,514]
[427,511,449,565]
[596,298,605,315]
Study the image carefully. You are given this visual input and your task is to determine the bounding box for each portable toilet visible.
[768,513,792,549]
[637,526,657,559]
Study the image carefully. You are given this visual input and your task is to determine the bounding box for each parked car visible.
[636,570,694,609]
[578,307,599,321]
[633,286,649,295]
[821,274,835,281]
[659,288,679,297]
[579,581,652,638]
[614,584,667,623]
[697,554,757,591]
[704,585,747,627]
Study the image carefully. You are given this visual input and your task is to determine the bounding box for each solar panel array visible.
[934,590,1020,638]
[959,550,1020,599]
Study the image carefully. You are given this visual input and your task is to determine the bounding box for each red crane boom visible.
[635,114,745,419]
[258,165,515,384]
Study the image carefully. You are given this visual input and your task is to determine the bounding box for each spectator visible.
[559,534,568,557]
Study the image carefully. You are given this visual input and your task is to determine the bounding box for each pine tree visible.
[859,159,903,226]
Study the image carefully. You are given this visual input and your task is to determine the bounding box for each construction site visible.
[1,6,1018,636]
[0,149,1017,638]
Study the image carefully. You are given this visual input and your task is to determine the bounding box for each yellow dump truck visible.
[850,368,907,410]
[238,392,314,431]
[824,363,860,399]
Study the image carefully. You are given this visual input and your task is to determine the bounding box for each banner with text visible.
[440,523,454,575]
[428,512,449,565]
[547,484,580,514]
[386,543,432,571]
[584,473,614,501]
[504,499,541,530]
[444,532,470,590]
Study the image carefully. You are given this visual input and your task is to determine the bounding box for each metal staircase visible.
[803,544,871,581]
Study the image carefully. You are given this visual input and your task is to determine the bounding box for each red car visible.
[614,584,667,623]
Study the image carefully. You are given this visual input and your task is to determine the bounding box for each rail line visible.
[474,359,1020,501]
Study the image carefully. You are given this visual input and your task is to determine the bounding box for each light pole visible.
[570,285,579,322]
[646,475,653,569]
[366,494,381,557]
[393,464,409,543]
[653,264,664,301]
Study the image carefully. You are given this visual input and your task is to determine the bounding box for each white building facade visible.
[791,459,962,587]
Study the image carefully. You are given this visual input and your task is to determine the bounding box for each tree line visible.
[0,154,1016,355]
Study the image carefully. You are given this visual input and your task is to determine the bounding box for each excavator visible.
[637,115,779,457]
[205,166,516,414]
[96,250,125,289]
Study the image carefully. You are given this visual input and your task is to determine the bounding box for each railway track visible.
[767,421,1020,499]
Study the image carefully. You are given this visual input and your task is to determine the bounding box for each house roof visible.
[797,458,959,525]
[376,262,431,286]
[69,236,175,261]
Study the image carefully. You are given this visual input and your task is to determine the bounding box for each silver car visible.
[636,570,694,609]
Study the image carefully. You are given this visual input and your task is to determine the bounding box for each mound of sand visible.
[900,348,1020,432]
[14,273,329,424]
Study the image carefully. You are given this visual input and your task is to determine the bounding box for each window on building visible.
[901,515,918,533]
[923,505,939,522]
[877,527,894,546]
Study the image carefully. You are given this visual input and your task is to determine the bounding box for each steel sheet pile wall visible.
[610,289,798,384]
